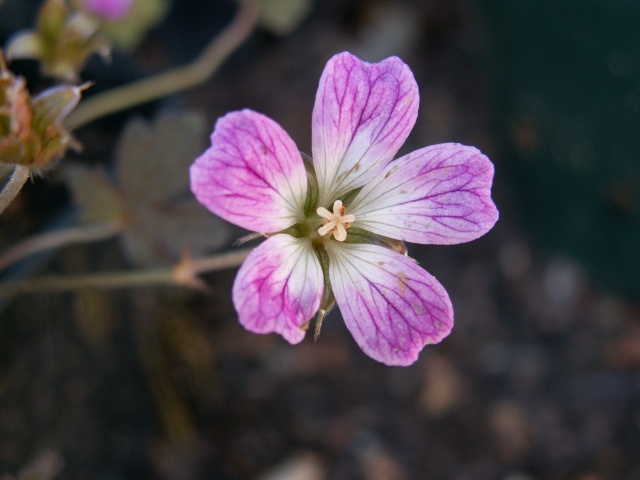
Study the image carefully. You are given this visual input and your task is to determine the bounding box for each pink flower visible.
[190,52,498,366]
[84,0,133,20]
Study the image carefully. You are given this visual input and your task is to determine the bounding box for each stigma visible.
[317,200,355,242]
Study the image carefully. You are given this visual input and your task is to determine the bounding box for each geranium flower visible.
[190,52,498,366]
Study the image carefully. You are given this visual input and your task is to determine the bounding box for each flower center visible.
[316,200,355,242]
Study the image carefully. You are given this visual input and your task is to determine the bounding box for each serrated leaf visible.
[114,111,231,266]
[117,111,205,206]
[66,165,123,222]
[123,201,231,266]
[66,111,231,266]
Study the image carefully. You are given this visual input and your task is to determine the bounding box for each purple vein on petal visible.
[312,52,419,206]
[349,143,498,245]
[232,235,323,344]
[326,242,453,366]
[190,110,307,233]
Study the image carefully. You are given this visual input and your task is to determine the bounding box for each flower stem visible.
[65,0,262,130]
[0,248,251,296]
[0,166,30,215]
[0,220,125,272]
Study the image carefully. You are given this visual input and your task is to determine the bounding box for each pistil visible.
[317,200,355,242]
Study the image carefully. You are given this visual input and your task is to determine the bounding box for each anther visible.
[317,200,355,242]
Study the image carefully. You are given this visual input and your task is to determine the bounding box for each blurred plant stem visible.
[65,0,262,130]
[0,166,30,214]
[0,248,250,296]
[0,219,125,271]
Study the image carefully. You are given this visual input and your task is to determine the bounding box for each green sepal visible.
[310,244,336,340]
[38,0,68,42]
[313,243,335,312]
[0,116,12,137]
[301,151,319,216]
[0,73,81,168]
[342,227,408,255]
[31,85,81,133]
[339,186,363,208]
[5,32,43,61]
[0,138,27,165]
[276,224,303,238]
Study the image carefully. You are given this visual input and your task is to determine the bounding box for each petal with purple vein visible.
[312,52,419,207]
[349,143,499,245]
[233,235,323,344]
[191,109,307,233]
[326,242,453,366]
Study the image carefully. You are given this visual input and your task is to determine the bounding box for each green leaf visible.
[117,111,205,206]
[67,111,232,266]
[115,111,231,266]
[66,165,124,223]
[123,201,231,267]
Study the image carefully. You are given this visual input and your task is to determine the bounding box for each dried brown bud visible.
[0,57,82,170]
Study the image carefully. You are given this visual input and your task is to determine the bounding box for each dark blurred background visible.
[1,0,639,479]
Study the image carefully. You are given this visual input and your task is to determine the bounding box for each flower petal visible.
[190,110,307,233]
[326,242,453,366]
[312,52,419,206]
[349,143,499,244]
[232,235,323,344]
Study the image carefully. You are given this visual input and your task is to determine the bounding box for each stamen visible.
[317,220,334,237]
[316,200,355,241]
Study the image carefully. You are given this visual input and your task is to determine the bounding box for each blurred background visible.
[0,0,639,478]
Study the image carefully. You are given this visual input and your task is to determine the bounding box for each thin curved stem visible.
[0,220,125,271]
[65,0,261,130]
[0,166,30,214]
[0,248,251,296]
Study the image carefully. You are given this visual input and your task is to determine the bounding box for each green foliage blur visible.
[482,0,640,297]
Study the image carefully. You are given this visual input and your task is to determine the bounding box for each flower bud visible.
[0,58,82,170]
[6,0,110,81]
